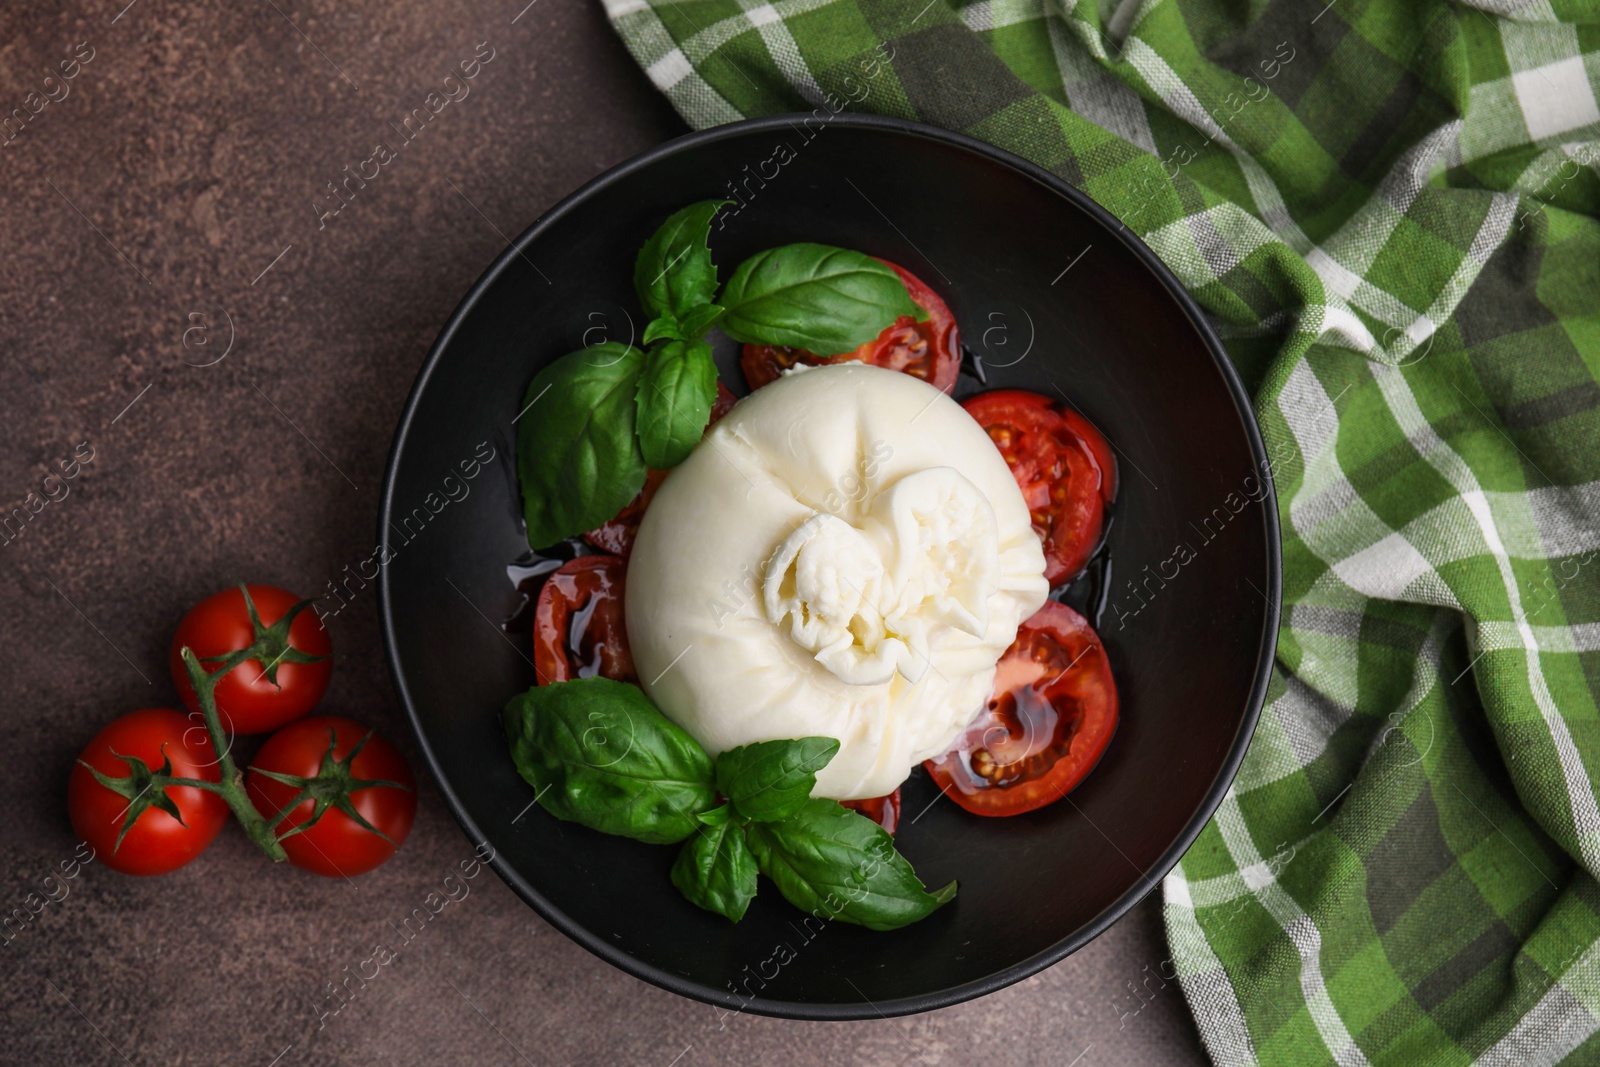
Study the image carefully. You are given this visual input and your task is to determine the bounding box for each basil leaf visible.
[719,244,922,356]
[746,799,956,931]
[635,339,718,469]
[677,303,724,339]
[641,304,722,347]
[516,343,649,548]
[503,677,716,845]
[670,819,758,922]
[642,316,683,345]
[634,200,730,321]
[716,737,839,823]
[697,803,733,827]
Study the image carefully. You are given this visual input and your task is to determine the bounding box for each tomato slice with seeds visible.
[585,381,738,557]
[740,260,960,394]
[924,602,1117,816]
[532,555,635,685]
[962,389,1115,587]
[842,788,901,835]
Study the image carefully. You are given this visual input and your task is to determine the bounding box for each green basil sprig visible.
[671,813,760,922]
[716,736,839,823]
[516,200,924,549]
[517,343,649,550]
[634,199,729,337]
[748,800,958,932]
[504,677,714,844]
[505,677,955,928]
[635,338,718,469]
[719,243,924,356]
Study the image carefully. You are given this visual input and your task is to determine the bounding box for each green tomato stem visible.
[179,646,288,863]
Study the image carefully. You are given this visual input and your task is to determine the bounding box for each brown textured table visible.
[0,2,1206,1063]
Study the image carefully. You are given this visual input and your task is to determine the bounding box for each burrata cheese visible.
[626,363,1047,799]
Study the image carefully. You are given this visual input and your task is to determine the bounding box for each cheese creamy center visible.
[763,468,999,687]
[625,363,1048,800]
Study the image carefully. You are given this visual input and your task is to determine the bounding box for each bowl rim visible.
[377,112,1282,1021]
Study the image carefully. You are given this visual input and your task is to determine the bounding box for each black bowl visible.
[378,114,1279,1019]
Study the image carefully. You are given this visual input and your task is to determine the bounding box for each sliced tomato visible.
[585,381,737,556]
[962,389,1116,587]
[533,555,635,685]
[584,469,666,557]
[842,788,901,835]
[924,602,1118,816]
[740,260,960,394]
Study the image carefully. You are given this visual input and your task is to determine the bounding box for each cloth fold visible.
[604,1,1600,1062]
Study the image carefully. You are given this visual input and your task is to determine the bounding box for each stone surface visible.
[0,1,1206,1063]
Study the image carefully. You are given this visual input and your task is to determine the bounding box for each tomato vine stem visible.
[179,645,289,862]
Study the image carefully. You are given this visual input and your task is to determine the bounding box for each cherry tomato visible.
[68,708,229,875]
[246,716,416,878]
[586,381,738,556]
[533,555,635,685]
[842,788,901,835]
[740,260,960,394]
[171,584,332,735]
[924,602,1118,816]
[962,390,1116,586]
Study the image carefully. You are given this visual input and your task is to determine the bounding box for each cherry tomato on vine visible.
[740,260,960,394]
[246,716,416,878]
[68,708,229,876]
[924,602,1118,816]
[170,584,331,734]
[961,390,1116,587]
[586,382,737,556]
[533,555,635,685]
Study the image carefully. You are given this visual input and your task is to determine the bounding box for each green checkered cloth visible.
[603,1,1600,1062]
